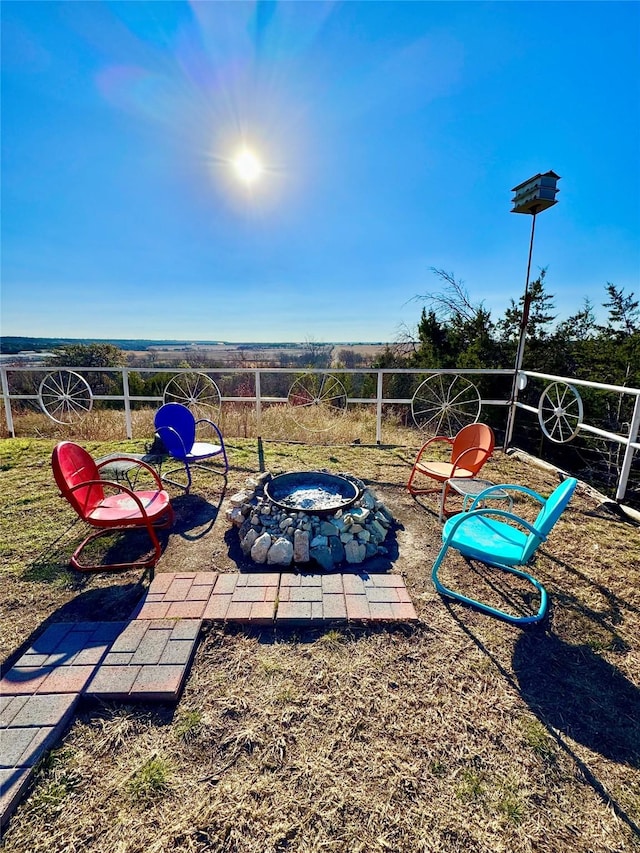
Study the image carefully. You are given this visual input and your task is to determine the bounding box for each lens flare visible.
[232,148,263,184]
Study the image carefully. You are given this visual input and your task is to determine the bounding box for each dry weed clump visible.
[1,437,639,852]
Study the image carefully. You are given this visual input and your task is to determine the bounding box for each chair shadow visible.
[540,550,640,618]
[24,489,226,582]
[24,527,173,580]
[513,631,640,768]
[409,493,442,519]
[170,491,225,541]
[444,606,640,836]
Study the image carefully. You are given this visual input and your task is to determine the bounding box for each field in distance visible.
[127,341,392,368]
[0,338,393,368]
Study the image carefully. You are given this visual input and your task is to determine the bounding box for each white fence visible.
[1,364,639,503]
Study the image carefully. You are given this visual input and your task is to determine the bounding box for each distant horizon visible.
[0,335,390,351]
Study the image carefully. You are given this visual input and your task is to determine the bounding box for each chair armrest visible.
[467,483,546,511]
[450,444,490,473]
[443,507,546,547]
[195,418,225,445]
[95,456,163,489]
[64,479,154,520]
[414,435,453,463]
[155,425,189,458]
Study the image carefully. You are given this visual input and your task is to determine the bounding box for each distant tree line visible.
[0,337,211,354]
[374,267,639,384]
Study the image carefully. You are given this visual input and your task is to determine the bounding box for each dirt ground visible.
[150,439,625,622]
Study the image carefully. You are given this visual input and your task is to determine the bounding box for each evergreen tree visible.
[601,283,639,338]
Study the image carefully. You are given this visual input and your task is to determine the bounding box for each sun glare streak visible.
[232,148,263,184]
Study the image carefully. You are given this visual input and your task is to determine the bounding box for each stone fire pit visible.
[226,471,395,570]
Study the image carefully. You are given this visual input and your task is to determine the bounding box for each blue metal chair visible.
[154,403,229,493]
[431,477,578,625]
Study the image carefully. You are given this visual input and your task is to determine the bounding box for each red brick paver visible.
[203,572,278,623]
[0,623,125,698]
[133,572,219,620]
[274,572,417,623]
[84,619,201,702]
[0,571,417,829]
[0,693,79,828]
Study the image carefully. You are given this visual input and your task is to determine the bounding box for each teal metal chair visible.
[431,477,578,625]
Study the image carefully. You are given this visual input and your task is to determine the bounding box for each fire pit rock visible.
[226,471,395,570]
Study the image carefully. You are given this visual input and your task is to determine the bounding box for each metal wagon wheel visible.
[411,374,482,435]
[287,373,348,431]
[538,381,583,443]
[38,370,93,425]
[163,373,222,420]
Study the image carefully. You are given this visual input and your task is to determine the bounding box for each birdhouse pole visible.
[504,171,560,449]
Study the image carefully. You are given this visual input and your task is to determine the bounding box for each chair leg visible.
[161,462,192,493]
[162,454,228,493]
[407,466,441,497]
[431,544,548,626]
[439,481,452,522]
[220,442,229,474]
[70,509,173,572]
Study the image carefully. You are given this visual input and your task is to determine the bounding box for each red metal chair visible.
[52,441,174,572]
[407,423,495,513]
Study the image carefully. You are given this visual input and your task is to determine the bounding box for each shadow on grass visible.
[24,491,225,583]
[202,619,422,649]
[0,581,146,675]
[170,491,225,541]
[588,500,640,527]
[445,606,640,837]
[513,631,640,768]
[541,551,640,618]
[23,525,171,584]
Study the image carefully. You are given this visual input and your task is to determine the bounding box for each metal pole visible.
[1,367,15,438]
[504,208,538,449]
[376,370,383,444]
[255,369,262,438]
[122,368,132,439]
[615,392,640,502]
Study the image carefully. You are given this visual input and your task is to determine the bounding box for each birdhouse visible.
[511,171,560,215]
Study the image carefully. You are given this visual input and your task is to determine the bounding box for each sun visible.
[232,148,263,184]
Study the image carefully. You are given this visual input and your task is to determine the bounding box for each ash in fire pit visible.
[265,471,359,514]
[226,471,395,571]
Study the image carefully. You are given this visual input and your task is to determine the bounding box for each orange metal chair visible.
[52,441,174,571]
[407,423,495,512]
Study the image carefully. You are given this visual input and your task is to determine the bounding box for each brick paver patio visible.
[1,570,417,827]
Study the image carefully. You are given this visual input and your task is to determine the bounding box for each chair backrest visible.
[522,477,578,563]
[154,403,196,459]
[451,423,495,474]
[52,441,104,520]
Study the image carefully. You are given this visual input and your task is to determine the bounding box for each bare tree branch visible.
[412,268,483,323]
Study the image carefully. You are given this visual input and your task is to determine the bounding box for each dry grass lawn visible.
[1,432,639,853]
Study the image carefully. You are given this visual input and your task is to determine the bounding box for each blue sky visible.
[2,1,639,343]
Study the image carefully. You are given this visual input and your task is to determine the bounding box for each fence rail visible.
[1,364,639,502]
